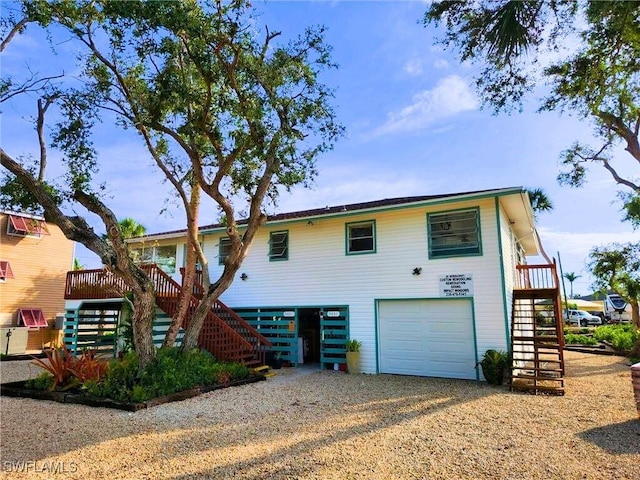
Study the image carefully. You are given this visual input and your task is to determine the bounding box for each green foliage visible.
[593,324,639,352]
[25,372,55,390]
[84,351,139,401]
[118,293,135,354]
[424,1,640,224]
[477,349,510,386]
[345,339,362,352]
[526,188,554,216]
[86,347,249,403]
[0,169,62,214]
[564,333,598,346]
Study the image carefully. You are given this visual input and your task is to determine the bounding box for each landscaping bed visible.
[1,345,262,410]
[0,375,265,411]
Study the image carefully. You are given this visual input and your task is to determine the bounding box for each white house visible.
[110,186,544,381]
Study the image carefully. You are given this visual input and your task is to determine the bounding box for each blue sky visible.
[2,1,637,296]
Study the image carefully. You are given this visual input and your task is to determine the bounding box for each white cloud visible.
[403,59,423,76]
[369,75,478,137]
[433,59,449,69]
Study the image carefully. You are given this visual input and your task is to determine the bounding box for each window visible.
[428,209,481,258]
[219,237,232,265]
[129,245,176,274]
[6,214,49,238]
[18,309,48,328]
[269,231,289,261]
[0,261,14,281]
[154,245,177,274]
[346,220,376,254]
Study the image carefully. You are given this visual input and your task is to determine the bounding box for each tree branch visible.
[1,17,28,52]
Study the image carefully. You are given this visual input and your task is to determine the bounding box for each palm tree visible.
[527,188,554,217]
[118,217,146,239]
[563,272,581,299]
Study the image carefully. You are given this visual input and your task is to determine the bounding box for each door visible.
[378,299,476,379]
[319,307,349,369]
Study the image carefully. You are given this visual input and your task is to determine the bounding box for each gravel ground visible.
[1,351,638,480]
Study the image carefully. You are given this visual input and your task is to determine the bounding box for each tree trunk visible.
[131,289,157,369]
[180,265,237,351]
[631,301,639,330]
[163,186,201,347]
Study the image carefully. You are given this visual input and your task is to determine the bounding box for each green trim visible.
[375,297,478,379]
[268,230,289,261]
[427,207,482,259]
[193,188,525,236]
[495,198,511,349]
[345,219,376,255]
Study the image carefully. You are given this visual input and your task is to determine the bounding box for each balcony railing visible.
[65,269,127,300]
[515,263,559,291]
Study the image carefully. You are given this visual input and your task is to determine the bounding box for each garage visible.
[378,299,477,379]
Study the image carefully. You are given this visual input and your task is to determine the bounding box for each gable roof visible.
[132,186,538,252]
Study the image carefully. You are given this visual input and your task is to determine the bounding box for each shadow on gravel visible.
[577,420,640,454]
[564,354,630,378]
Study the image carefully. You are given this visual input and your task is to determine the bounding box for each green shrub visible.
[86,347,249,403]
[25,372,55,390]
[564,333,599,346]
[593,324,638,352]
[84,351,139,401]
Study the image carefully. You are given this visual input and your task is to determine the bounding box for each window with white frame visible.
[346,220,376,254]
[218,237,232,265]
[129,245,177,274]
[6,214,49,238]
[269,231,289,261]
[428,209,481,258]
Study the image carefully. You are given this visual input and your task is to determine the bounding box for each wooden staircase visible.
[64,265,271,367]
[510,263,565,395]
[142,265,272,367]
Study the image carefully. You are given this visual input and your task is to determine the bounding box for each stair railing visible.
[141,264,256,364]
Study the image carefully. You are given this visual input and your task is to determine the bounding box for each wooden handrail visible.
[64,265,270,365]
[515,263,558,290]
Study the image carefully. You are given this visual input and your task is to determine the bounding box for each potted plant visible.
[345,339,362,374]
[271,351,283,370]
[477,349,510,386]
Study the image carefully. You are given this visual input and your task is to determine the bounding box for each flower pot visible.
[346,351,360,374]
[480,362,506,386]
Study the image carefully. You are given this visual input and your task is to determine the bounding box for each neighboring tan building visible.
[0,211,75,354]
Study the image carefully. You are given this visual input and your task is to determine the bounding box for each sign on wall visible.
[439,274,474,297]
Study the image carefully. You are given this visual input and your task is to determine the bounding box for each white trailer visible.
[605,294,632,323]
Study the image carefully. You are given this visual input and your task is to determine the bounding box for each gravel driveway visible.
[1,351,638,480]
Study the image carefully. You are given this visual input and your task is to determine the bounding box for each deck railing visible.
[64,265,271,365]
[515,262,559,291]
[65,269,127,299]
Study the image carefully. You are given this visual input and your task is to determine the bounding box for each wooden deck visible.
[64,265,271,365]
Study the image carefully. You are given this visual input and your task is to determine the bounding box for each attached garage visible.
[378,299,477,380]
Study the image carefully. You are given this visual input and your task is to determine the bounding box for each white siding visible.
[201,197,509,375]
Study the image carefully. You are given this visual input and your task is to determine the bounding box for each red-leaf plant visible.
[68,349,110,383]
[30,345,77,391]
[31,346,110,391]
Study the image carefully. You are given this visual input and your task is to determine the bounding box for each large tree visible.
[1,0,341,365]
[588,242,640,357]
[424,1,640,226]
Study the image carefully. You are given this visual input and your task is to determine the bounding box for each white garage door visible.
[378,299,476,379]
